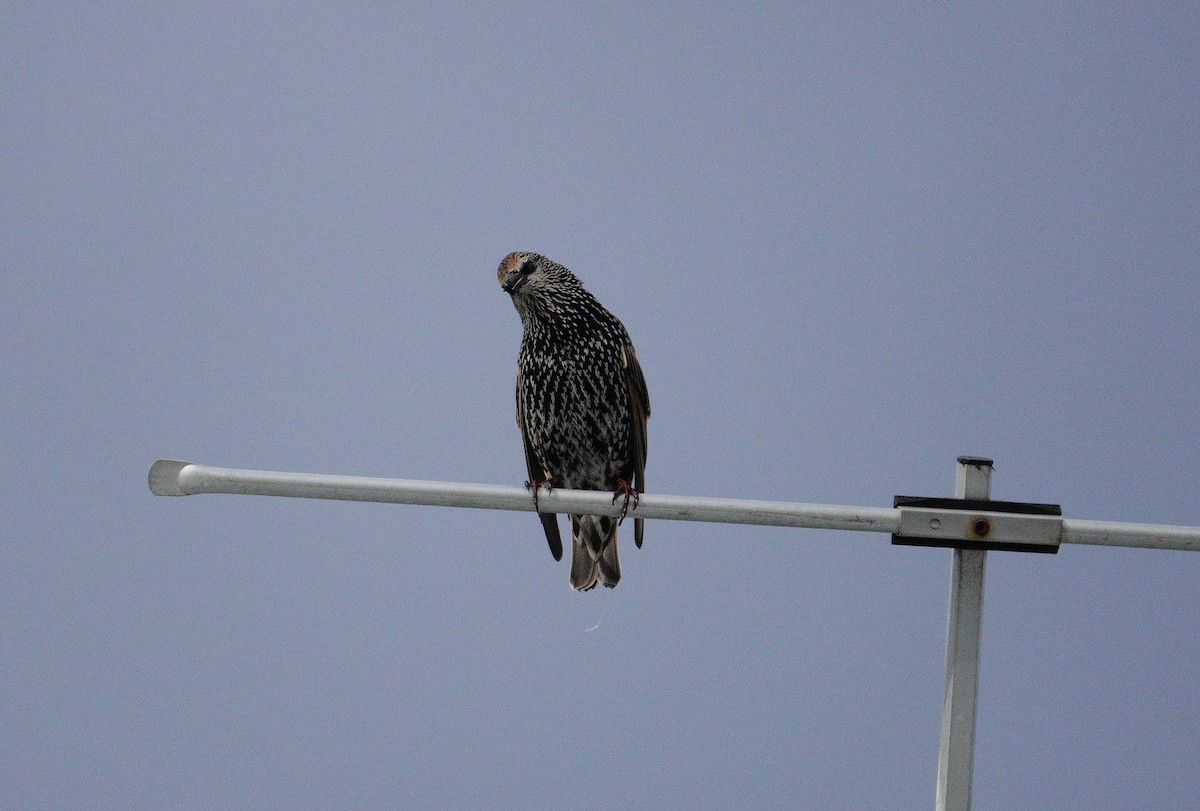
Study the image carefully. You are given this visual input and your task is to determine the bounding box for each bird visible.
[498,251,650,590]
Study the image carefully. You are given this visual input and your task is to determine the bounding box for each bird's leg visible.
[525,477,554,512]
[611,477,640,525]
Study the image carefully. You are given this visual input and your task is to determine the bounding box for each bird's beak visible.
[501,271,526,294]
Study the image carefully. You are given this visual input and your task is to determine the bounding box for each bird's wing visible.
[517,377,563,561]
[622,343,650,548]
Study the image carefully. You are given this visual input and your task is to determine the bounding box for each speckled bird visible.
[498,251,650,590]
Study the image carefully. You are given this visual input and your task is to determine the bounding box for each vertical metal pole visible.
[936,456,993,811]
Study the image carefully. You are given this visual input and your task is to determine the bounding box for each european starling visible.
[498,252,650,590]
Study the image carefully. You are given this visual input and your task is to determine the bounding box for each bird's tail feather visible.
[569,515,620,590]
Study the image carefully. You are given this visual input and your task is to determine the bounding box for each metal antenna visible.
[937,457,992,811]
[148,455,1200,809]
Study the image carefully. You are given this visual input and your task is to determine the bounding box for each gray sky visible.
[4,4,1199,809]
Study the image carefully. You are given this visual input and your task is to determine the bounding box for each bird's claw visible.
[525,478,553,512]
[611,478,640,526]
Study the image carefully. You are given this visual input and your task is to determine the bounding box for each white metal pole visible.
[1061,518,1200,551]
[147,459,1200,551]
[146,455,1200,808]
[936,457,992,811]
[148,460,900,533]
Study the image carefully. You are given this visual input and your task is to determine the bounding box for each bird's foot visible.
[525,477,554,512]
[611,478,640,525]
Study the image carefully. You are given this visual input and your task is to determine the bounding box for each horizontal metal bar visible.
[148,460,900,534]
[147,460,1200,551]
[1061,518,1200,552]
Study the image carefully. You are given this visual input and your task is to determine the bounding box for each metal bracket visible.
[892,497,1063,554]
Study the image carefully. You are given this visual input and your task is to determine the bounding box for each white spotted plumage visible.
[498,252,650,590]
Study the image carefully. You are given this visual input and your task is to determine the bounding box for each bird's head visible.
[497,252,583,314]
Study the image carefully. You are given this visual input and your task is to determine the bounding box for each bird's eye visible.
[520,260,537,275]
